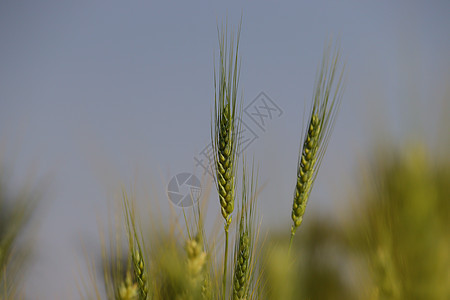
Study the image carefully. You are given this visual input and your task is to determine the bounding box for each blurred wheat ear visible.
[123,190,149,300]
[290,42,345,248]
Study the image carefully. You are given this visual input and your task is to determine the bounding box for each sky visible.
[1,0,449,298]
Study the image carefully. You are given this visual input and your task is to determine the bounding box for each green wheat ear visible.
[212,21,242,298]
[132,247,148,300]
[123,190,149,300]
[212,23,241,227]
[232,160,258,300]
[290,42,345,245]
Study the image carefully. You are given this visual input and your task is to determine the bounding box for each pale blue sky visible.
[1,0,449,298]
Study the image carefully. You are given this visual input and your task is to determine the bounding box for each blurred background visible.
[0,0,449,298]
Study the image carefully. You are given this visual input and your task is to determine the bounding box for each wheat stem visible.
[223,226,230,299]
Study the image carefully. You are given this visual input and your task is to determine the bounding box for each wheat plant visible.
[289,43,345,248]
[212,22,242,298]
[124,191,149,300]
[348,144,450,299]
[84,21,348,300]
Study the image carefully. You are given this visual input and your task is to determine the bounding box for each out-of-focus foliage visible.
[92,224,210,300]
[348,143,450,300]
[91,139,450,299]
[263,220,357,300]
[84,190,213,300]
[0,165,40,299]
[262,140,450,300]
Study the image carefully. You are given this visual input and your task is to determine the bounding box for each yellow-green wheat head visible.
[212,24,242,228]
[185,234,207,289]
[291,43,345,236]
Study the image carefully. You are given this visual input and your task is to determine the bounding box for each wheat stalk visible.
[289,42,345,248]
[212,21,242,298]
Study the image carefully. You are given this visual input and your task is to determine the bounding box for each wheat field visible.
[1,8,449,300]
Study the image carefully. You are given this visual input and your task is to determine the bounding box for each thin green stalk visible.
[223,226,229,299]
[288,233,294,256]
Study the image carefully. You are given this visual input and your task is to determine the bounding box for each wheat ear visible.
[132,247,148,300]
[123,190,149,300]
[233,231,250,300]
[289,42,345,248]
[212,22,242,298]
[233,160,258,300]
[186,235,207,289]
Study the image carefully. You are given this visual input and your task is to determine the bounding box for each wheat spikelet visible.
[290,42,345,243]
